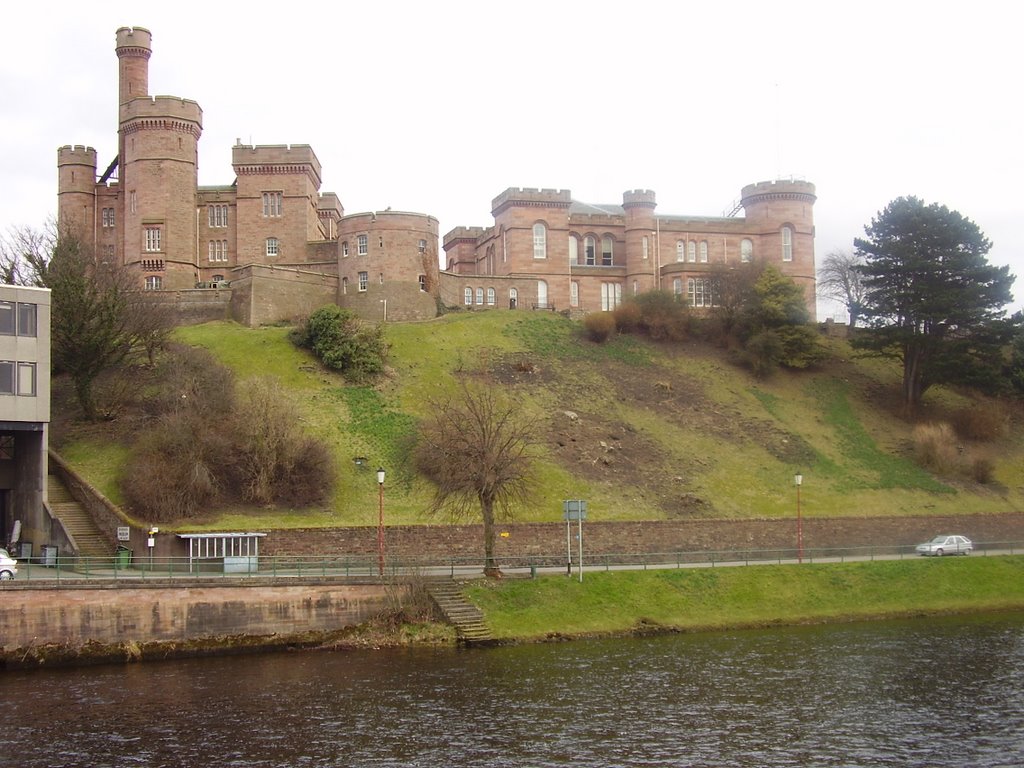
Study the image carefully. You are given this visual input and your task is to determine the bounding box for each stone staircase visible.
[47,474,111,558]
[427,580,494,646]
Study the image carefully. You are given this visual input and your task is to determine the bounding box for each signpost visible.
[563,500,587,583]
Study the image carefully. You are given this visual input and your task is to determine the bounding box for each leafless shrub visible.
[952,400,1009,442]
[912,422,959,475]
[584,312,616,342]
[971,456,996,484]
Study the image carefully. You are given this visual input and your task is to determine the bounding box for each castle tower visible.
[622,190,658,296]
[56,145,98,237]
[117,27,203,289]
[740,180,817,318]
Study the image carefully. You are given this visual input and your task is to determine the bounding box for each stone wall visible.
[0,582,394,651]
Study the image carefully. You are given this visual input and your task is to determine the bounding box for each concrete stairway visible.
[47,474,111,558]
[427,580,494,646]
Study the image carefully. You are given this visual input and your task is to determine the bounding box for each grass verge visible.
[464,556,1024,641]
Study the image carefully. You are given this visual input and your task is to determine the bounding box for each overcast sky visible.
[2,1,1020,316]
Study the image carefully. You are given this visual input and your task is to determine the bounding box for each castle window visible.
[357,235,368,256]
[102,244,116,262]
[687,278,717,308]
[17,362,36,397]
[676,241,684,262]
[379,273,384,285]
[600,282,621,311]
[642,236,649,260]
[487,288,496,306]
[379,237,384,248]
[741,238,753,263]
[570,281,579,307]
[262,192,282,217]
[602,236,613,266]
[358,271,368,292]
[342,241,349,257]
[537,280,549,309]
[209,240,228,262]
[699,241,708,263]
[673,278,682,296]
[144,275,162,291]
[266,238,279,257]
[568,236,579,266]
[585,236,596,266]
[130,191,137,214]
[419,239,427,253]
[533,223,547,259]
[212,274,224,282]
[688,241,696,263]
[418,275,426,292]
[476,288,484,305]
[464,287,473,305]
[509,287,518,308]
[102,208,115,227]
[144,227,162,252]
[781,226,793,262]
[208,204,228,228]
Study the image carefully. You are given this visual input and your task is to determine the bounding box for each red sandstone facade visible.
[57,26,816,325]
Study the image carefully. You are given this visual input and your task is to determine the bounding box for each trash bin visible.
[114,545,132,570]
[40,545,58,567]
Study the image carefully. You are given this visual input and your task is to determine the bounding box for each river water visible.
[2,613,1022,767]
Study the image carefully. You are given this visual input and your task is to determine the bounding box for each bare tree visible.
[414,380,538,576]
[0,224,52,286]
[817,249,866,327]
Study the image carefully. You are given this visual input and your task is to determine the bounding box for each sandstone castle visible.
[58,26,816,326]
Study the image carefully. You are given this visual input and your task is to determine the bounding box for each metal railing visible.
[3,540,1020,587]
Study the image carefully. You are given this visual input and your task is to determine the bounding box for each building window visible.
[358,271,368,292]
[687,278,716,308]
[262,192,282,217]
[600,282,621,311]
[144,275,162,291]
[418,239,427,253]
[102,208,115,227]
[144,227,162,252]
[568,236,579,266]
[676,241,684,262]
[0,302,37,337]
[642,236,649,260]
[487,288,496,306]
[102,244,116,262]
[699,241,708,263]
[357,234,368,255]
[0,361,13,395]
[688,241,696,263]
[341,277,348,294]
[379,272,385,285]
[266,237,279,257]
[208,204,228,228]
[781,226,793,262]
[570,281,579,307]
[509,287,518,308]
[342,241,349,257]
[673,278,682,297]
[17,303,37,337]
[212,274,224,282]
[464,287,473,305]
[17,362,36,397]
[209,240,228,262]
[418,275,427,292]
[130,191,137,214]
[741,238,753,263]
[537,280,549,309]
[475,287,484,305]
[602,236,613,266]
[585,236,596,266]
[533,223,547,259]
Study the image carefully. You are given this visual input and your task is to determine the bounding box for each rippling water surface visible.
[3,613,1023,767]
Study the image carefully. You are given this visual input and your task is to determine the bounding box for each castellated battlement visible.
[622,189,657,208]
[491,187,572,215]
[122,95,203,126]
[443,226,488,247]
[740,179,816,206]
[232,143,322,181]
[115,26,152,55]
[57,145,98,165]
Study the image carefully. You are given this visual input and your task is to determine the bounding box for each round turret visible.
[623,190,658,294]
[116,26,152,106]
[56,145,98,234]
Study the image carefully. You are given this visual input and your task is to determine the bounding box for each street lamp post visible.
[794,472,803,563]
[377,467,386,577]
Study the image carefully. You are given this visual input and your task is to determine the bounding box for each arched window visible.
[781,226,793,262]
[602,236,613,266]
[487,288,496,306]
[533,222,547,259]
[464,287,473,305]
[584,236,596,265]
[642,236,649,260]
[673,277,682,296]
[568,235,579,266]
[509,287,518,309]
[676,240,685,262]
[570,281,579,307]
[342,277,348,294]
[699,241,708,263]
[476,287,484,305]
[537,280,549,309]
[741,239,753,263]
[688,241,696,263]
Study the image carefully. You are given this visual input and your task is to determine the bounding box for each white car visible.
[0,547,17,580]
[915,535,973,557]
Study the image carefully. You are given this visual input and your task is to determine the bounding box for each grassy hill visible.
[54,312,1024,531]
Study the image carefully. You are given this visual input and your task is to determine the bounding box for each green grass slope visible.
[58,313,1024,530]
